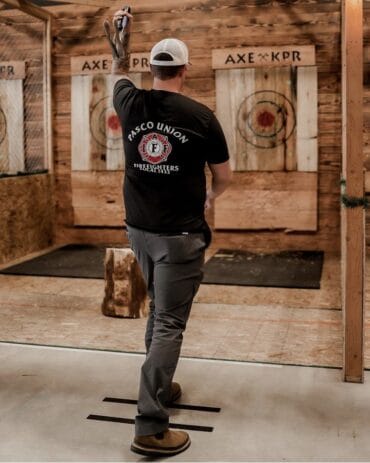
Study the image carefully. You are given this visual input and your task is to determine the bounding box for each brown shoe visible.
[131,429,191,456]
[169,381,182,403]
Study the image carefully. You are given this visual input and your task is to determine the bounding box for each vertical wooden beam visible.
[341,0,364,383]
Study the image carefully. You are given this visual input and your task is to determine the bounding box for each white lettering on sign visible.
[0,61,25,80]
[71,53,151,76]
[212,46,315,69]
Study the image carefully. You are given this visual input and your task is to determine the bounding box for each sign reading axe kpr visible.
[212,46,315,69]
[71,53,151,76]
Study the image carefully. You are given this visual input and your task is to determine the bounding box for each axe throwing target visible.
[216,66,317,172]
[237,90,296,149]
[71,72,142,171]
[0,106,6,147]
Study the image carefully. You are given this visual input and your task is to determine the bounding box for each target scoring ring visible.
[237,90,296,149]
[246,100,287,139]
[90,96,123,150]
[0,107,7,147]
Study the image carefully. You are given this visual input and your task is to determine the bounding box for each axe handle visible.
[118,5,131,31]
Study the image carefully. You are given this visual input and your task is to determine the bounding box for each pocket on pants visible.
[155,233,206,264]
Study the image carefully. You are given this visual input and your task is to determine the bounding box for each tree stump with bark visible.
[101,248,147,318]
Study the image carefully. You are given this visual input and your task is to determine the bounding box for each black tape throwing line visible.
[103,397,221,413]
[87,415,214,432]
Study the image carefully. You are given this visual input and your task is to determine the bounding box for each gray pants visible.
[126,225,206,437]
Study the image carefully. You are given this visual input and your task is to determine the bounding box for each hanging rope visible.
[340,179,369,209]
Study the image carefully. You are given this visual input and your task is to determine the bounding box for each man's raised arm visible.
[103,8,133,75]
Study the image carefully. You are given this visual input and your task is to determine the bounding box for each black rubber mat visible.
[202,249,324,289]
[1,246,324,288]
[0,244,119,279]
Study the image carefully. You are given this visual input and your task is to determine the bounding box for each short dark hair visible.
[150,52,185,80]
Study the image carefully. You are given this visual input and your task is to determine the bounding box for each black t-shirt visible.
[113,78,229,233]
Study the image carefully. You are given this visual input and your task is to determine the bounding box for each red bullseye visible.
[107,114,120,131]
[257,110,275,127]
[237,91,296,148]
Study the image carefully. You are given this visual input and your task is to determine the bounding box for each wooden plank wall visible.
[0,174,55,265]
[215,172,318,231]
[3,1,349,251]
[47,0,343,251]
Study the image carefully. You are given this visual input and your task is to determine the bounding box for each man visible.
[105,9,232,457]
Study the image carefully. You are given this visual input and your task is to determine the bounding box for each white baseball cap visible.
[150,38,190,66]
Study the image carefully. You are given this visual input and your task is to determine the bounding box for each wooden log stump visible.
[101,248,147,318]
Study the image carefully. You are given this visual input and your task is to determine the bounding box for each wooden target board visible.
[215,66,318,172]
[0,61,25,173]
[213,47,318,231]
[71,73,141,171]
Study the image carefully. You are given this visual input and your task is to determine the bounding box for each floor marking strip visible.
[184,356,283,368]
[103,397,221,413]
[87,415,214,432]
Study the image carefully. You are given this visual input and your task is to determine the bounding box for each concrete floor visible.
[1,342,370,462]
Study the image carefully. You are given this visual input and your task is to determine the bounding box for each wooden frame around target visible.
[214,64,318,231]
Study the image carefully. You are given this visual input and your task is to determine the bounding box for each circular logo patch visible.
[138,132,172,164]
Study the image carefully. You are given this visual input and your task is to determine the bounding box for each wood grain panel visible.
[0,79,25,173]
[71,171,124,226]
[342,0,364,382]
[215,68,254,171]
[297,66,318,171]
[73,206,124,227]
[365,172,370,193]
[0,175,54,265]
[215,172,318,231]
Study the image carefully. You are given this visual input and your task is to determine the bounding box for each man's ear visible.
[178,66,187,78]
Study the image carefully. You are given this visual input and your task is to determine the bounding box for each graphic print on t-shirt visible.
[113,78,229,231]
[138,132,172,165]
